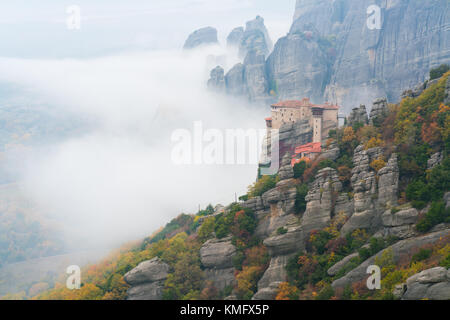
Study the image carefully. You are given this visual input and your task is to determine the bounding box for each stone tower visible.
[311,107,323,143]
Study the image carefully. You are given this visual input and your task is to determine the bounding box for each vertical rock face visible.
[183,27,218,49]
[377,153,399,208]
[341,146,383,234]
[224,63,246,96]
[302,168,343,234]
[266,31,331,102]
[323,0,450,111]
[207,66,225,92]
[239,16,273,58]
[243,50,270,103]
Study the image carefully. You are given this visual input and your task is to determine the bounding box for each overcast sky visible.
[0,0,295,58]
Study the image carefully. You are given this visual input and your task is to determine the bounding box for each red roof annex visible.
[294,142,322,155]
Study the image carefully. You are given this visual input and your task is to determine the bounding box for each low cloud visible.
[0,46,267,250]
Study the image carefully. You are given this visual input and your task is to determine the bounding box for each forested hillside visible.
[25,69,450,301]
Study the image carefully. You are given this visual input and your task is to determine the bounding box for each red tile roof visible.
[265,117,272,121]
[271,99,339,110]
[294,142,322,155]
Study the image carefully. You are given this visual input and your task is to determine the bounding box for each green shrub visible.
[293,161,307,179]
[318,159,335,170]
[232,251,245,271]
[440,254,450,269]
[411,248,432,263]
[248,175,277,197]
[277,227,288,235]
[430,64,450,80]
[294,184,308,214]
[316,285,335,300]
[416,201,450,233]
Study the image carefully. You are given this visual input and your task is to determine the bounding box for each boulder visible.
[401,267,450,300]
[124,257,170,286]
[200,237,237,269]
[124,257,170,300]
[252,282,282,300]
[382,208,419,228]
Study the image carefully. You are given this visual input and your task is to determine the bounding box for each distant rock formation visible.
[183,27,218,49]
[227,27,244,48]
[208,16,273,103]
[210,1,450,111]
[207,66,225,92]
[347,105,368,126]
[239,16,273,58]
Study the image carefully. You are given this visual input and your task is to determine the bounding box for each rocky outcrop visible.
[207,66,225,92]
[254,255,290,299]
[200,237,237,291]
[124,257,170,300]
[227,27,244,48]
[380,207,419,239]
[428,152,443,170]
[369,98,388,125]
[200,237,237,269]
[244,178,298,239]
[341,146,380,234]
[252,282,282,300]
[347,105,368,126]
[332,229,450,289]
[399,267,450,300]
[183,27,218,49]
[302,168,347,235]
[377,153,399,208]
[277,154,294,181]
[239,16,273,58]
[319,142,340,161]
